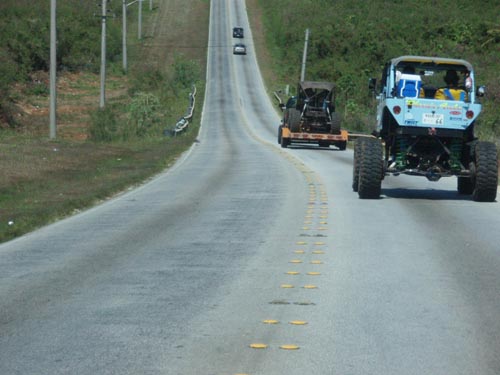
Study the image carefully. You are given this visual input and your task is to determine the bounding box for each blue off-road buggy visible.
[353,56,498,201]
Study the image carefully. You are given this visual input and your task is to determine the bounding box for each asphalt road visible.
[1,1,499,374]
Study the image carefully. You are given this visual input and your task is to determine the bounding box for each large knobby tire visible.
[330,112,341,134]
[352,138,364,192]
[472,141,498,202]
[457,176,474,195]
[287,108,301,132]
[358,138,383,199]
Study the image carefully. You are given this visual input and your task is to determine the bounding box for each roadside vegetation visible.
[249,0,500,140]
[2,0,500,243]
[0,0,209,243]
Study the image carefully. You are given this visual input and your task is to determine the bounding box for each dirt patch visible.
[140,0,209,74]
[3,1,209,141]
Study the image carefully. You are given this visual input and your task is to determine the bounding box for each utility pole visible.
[49,0,57,138]
[99,0,107,108]
[149,0,152,11]
[122,0,127,72]
[138,0,143,40]
[122,0,144,72]
[300,28,310,82]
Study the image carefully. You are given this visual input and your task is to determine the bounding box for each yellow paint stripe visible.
[310,260,323,264]
[250,343,268,349]
[280,344,300,350]
[289,320,308,325]
[303,284,318,289]
[312,250,325,254]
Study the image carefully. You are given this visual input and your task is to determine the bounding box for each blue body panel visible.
[380,98,481,131]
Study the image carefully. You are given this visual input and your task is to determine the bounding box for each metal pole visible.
[99,0,107,108]
[49,0,57,139]
[138,0,142,40]
[149,0,152,11]
[300,28,309,82]
[122,0,127,72]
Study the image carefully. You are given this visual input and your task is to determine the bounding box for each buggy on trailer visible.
[278,81,348,149]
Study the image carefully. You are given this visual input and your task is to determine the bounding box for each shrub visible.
[89,106,118,142]
[126,92,163,138]
[172,53,201,88]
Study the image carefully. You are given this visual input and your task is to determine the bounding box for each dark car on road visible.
[232,27,244,38]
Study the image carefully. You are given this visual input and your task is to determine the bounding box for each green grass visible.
[0,123,201,243]
[253,0,500,141]
[0,1,208,244]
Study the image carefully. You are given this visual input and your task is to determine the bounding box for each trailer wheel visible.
[281,133,290,148]
[287,108,301,132]
[330,112,341,135]
[472,141,498,202]
[358,138,383,199]
[336,141,347,151]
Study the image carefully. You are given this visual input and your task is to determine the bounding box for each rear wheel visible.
[472,141,498,202]
[277,125,283,145]
[352,138,364,191]
[358,138,383,199]
[287,108,301,132]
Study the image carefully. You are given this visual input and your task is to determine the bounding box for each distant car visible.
[233,43,246,55]
[232,27,244,38]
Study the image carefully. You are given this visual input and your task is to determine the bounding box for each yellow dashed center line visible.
[241,163,334,372]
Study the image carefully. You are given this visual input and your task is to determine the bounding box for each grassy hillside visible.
[252,0,500,139]
[0,0,209,243]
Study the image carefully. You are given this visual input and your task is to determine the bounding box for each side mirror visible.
[476,85,486,97]
[368,78,377,92]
